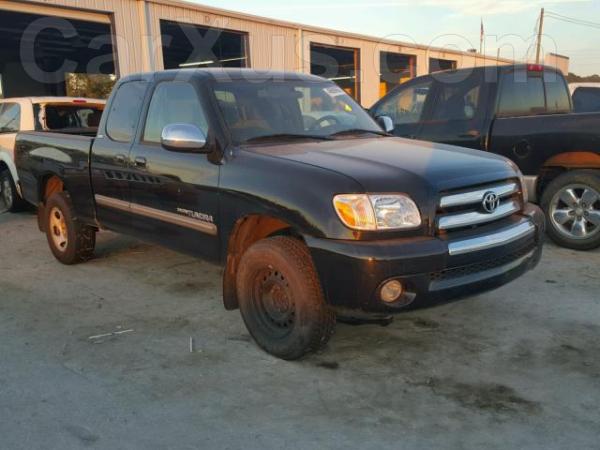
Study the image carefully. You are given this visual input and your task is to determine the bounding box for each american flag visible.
[480,19,485,53]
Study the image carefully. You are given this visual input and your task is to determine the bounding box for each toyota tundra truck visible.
[15,69,544,359]
[371,64,600,250]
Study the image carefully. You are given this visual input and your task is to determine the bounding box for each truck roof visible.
[119,68,328,84]
[569,82,600,89]
[429,63,564,77]
[0,96,106,105]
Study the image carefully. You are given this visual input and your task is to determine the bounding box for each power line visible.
[545,11,600,27]
[545,11,600,30]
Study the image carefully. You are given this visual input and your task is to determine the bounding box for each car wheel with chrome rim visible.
[542,170,600,250]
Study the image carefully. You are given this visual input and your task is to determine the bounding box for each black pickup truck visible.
[371,64,600,250]
[16,69,544,359]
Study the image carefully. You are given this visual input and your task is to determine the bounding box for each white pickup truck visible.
[570,82,600,113]
[0,97,105,212]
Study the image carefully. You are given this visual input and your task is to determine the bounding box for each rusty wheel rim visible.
[49,207,68,252]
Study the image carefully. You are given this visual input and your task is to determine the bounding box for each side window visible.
[497,71,545,117]
[0,103,21,133]
[573,87,600,113]
[143,82,209,143]
[431,78,481,121]
[375,79,432,125]
[105,81,147,143]
[544,72,571,114]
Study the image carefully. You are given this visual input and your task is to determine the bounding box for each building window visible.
[429,58,457,73]
[379,52,416,97]
[310,43,360,101]
[160,20,249,69]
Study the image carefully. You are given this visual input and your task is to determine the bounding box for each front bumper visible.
[306,204,545,314]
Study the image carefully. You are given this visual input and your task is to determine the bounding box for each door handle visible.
[134,157,147,169]
[114,154,127,165]
[459,130,481,138]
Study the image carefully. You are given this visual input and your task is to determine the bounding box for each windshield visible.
[212,80,382,143]
[35,104,104,131]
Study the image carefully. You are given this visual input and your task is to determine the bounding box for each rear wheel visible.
[45,192,96,264]
[541,170,600,250]
[236,236,336,360]
[0,169,26,213]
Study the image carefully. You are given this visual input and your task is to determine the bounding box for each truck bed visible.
[15,131,96,221]
[490,111,600,175]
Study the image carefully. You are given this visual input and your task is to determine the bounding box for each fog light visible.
[380,280,404,303]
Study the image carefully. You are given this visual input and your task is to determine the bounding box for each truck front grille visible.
[436,180,522,233]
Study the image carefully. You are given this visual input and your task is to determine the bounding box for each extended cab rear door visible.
[488,67,572,175]
[415,69,490,150]
[92,79,149,232]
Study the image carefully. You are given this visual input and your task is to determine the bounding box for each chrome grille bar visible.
[447,220,535,255]
[438,199,521,231]
[439,181,519,209]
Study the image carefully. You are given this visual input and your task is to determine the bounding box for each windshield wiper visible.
[330,129,390,137]
[244,133,333,143]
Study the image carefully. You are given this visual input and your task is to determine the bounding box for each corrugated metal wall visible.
[9,0,519,106]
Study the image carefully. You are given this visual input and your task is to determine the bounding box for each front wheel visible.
[45,192,96,264]
[541,170,600,251]
[236,236,336,360]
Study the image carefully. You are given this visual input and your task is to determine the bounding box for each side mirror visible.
[376,115,394,133]
[161,123,208,153]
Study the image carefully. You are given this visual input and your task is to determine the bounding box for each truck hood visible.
[245,136,518,194]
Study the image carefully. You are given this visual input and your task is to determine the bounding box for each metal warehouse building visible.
[0,0,569,106]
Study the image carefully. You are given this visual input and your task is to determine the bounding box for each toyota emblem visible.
[482,192,500,213]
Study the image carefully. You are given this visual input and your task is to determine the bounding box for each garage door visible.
[0,5,116,99]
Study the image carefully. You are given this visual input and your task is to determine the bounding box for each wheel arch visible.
[222,214,303,311]
[35,174,65,232]
[40,174,65,203]
[537,152,600,200]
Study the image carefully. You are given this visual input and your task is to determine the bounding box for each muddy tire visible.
[0,169,26,213]
[45,192,96,264]
[541,170,600,251]
[236,236,336,360]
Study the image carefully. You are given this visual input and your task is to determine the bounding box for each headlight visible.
[333,194,421,231]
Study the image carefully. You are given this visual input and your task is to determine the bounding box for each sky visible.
[191,0,600,76]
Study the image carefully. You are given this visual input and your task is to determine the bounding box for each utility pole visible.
[535,8,545,64]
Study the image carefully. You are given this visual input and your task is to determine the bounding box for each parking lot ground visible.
[1,210,599,450]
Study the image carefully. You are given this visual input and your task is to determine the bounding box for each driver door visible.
[127,80,220,260]
[371,78,433,139]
